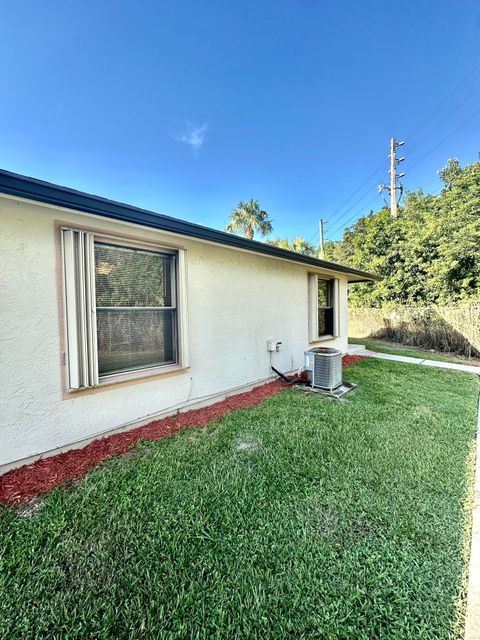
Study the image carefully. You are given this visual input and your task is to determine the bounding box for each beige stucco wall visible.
[0,194,349,469]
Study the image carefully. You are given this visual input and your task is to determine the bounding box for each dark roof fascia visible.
[0,169,381,282]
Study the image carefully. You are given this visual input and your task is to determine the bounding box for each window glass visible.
[317,279,331,307]
[94,242,177,376]
[317,278,333,337]
[317,308,333,336]
[95,243,173,307]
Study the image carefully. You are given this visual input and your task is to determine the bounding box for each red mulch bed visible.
[0,355,367,505]
[342,354,368,368]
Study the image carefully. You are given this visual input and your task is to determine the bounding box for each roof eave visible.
[0,169,381,283]
[347,274,383,283]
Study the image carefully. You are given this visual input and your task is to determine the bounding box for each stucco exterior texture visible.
[0,195,349,470]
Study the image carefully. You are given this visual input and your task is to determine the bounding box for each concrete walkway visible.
[349,344,480,638]
[350,347,480,376]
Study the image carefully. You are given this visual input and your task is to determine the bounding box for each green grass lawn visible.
[1,359,479,639]
[349,337,479,365]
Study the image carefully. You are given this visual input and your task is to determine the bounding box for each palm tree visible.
[225,200,273,240]
[267,236,317,256]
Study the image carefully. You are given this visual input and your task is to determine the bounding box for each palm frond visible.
[225,199,273,239]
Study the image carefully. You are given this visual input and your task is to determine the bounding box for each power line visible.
[318,60,480,244]
[329,182,383,228]
[408,84,480,156]
[329,102,480,239]
[327,160,385,221]
[329,61,480,232]
[408,105,480,172]
[329,194,380,238]
[404,60,480,141]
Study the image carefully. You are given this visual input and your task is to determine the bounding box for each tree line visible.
[225,158,480,307]
[324,158,480,307]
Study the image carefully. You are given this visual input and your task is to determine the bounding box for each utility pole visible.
[390,138,398,218]
[318,219,325,258]
[378,138,405,217]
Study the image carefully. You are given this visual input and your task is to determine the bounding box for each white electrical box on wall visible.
[267,339,282,352]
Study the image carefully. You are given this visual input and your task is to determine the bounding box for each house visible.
[0,170,380,472]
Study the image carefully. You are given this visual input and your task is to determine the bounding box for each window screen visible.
[94,242,177,377]
[317,278,334,337]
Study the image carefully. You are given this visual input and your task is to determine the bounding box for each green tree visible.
[327,158,480,307]
[438,157,462,190]
[267,236,317,256]
[225,200,273,240]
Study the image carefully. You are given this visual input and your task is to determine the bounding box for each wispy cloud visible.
[176,121,208,153]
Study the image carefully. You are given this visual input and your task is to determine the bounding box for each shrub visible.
[349,305,480,358]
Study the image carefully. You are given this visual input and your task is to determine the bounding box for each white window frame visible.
[308,274,340,342]
[61,227,189,391]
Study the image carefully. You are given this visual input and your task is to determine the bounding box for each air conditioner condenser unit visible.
[304,347,343,391]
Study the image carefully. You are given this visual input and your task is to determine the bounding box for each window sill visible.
[65,363,188,397]
[100,362,186,385]
[309,335,336,344]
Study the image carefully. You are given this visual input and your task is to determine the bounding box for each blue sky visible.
[1,1,479,243]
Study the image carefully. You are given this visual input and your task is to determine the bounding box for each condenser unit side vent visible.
[304,347,342,391]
